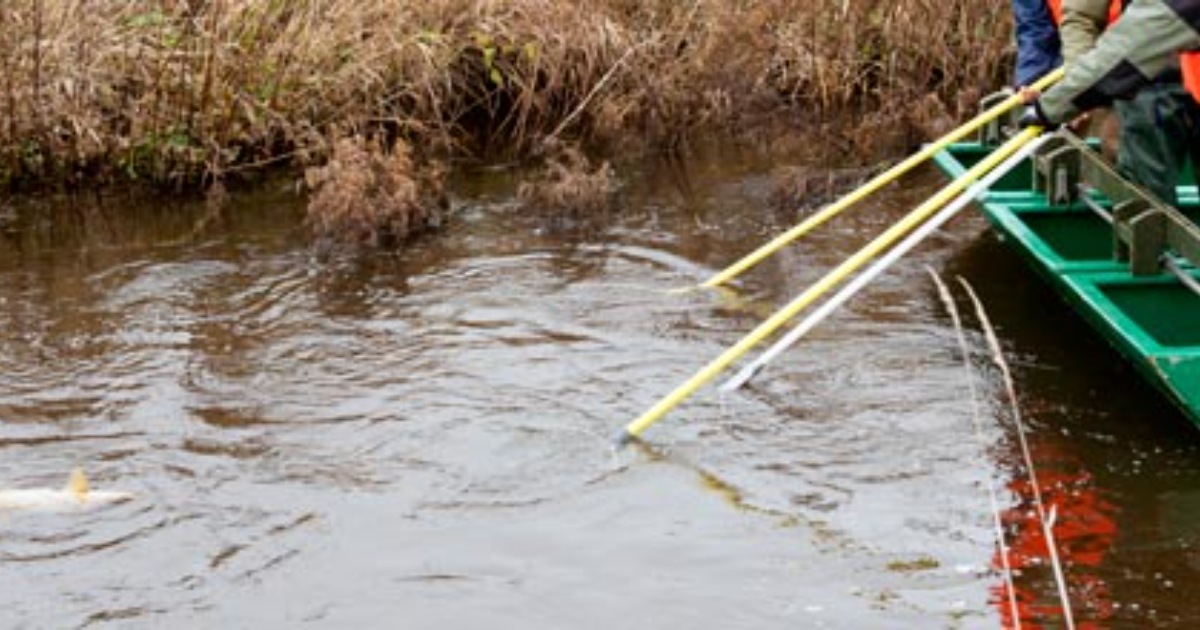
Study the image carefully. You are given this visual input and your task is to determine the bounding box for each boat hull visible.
[933,142,1200,427]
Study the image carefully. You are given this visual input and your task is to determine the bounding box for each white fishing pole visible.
[720,133,1053,392]
[618,128,1041,445]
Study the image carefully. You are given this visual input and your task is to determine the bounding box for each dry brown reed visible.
[517,140,616,217]
[304,136,446,248]
[0,0,1016,191]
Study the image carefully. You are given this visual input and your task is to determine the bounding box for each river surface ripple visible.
[1,153,1199,628]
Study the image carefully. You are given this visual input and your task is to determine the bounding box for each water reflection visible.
[0,154,1198,627]
[949,230,1200,627]
[993,440,1118,628]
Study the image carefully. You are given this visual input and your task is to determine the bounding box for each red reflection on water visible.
[992,445,1119,628]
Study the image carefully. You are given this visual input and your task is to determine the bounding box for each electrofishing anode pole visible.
[719,133,1054,392]
[698,68,1063,289]
[615,126,1045,446]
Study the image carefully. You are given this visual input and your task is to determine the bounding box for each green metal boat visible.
[932,129,1200,427]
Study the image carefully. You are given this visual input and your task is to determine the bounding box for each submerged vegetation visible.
[517,140,616,218]
[304,136,446,248]
[0,0,1015,239]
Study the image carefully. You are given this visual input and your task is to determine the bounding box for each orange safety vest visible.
[1047,0,1200,103]
[1183,52,1200,103]
[1044,0,1121,27]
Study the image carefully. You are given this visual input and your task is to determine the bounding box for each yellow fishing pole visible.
[699,68,1063,289]
[616,126,1044,445]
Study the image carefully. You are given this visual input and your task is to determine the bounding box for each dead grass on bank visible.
[1,0,1015,187]
[1,0,1015,246]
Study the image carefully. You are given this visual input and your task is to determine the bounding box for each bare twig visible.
[926,267,1021,629]
[958,277,1075,630]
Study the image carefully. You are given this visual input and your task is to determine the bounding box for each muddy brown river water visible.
[1,146,1199,628]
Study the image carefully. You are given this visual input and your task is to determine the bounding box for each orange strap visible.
[1047,0,1063,24]
[1183,52,1200,103]
[1045,0,1121,26]
[1106,0,1122,25]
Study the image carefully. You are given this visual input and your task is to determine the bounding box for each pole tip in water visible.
[612,429,637,449]
[718,364,760,393]
[717,375,747,393]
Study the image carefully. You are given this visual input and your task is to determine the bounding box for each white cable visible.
[720,134,1052,391]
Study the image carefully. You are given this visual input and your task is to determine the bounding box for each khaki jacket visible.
[1040,0,1200,123]
[1060,0,1113,65]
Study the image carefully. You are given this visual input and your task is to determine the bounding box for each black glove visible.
[1018,101,1059,131]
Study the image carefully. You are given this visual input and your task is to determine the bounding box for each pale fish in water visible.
[0,468,133,513]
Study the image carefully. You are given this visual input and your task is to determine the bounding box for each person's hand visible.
[1015,86,1059,130]
[1018,101,1059,130]
[1066,112,1091,134]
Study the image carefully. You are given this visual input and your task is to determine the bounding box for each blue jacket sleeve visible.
[1011,0,1062,85]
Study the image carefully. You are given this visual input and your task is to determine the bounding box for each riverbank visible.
[3,0,1013,184]
[2,0,1014,244]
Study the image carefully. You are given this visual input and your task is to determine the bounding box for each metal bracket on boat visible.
[1112,199,1168,275]
[1110,199,1200,276]
[1031,135,1080,206]
[977,91,1022,147]
[1054,132,1200,275]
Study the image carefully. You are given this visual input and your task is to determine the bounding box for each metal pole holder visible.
[1112,199,1168,275]
[977,91,1022,147]
[1031,134,1081,206]
[1050,132,1200,276]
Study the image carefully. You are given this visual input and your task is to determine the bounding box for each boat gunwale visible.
[931,141,1200,425]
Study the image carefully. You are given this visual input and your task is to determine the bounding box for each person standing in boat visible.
[1013,0,1063,86]
[1058,0,1200,206]
[1024,0,1200,182]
